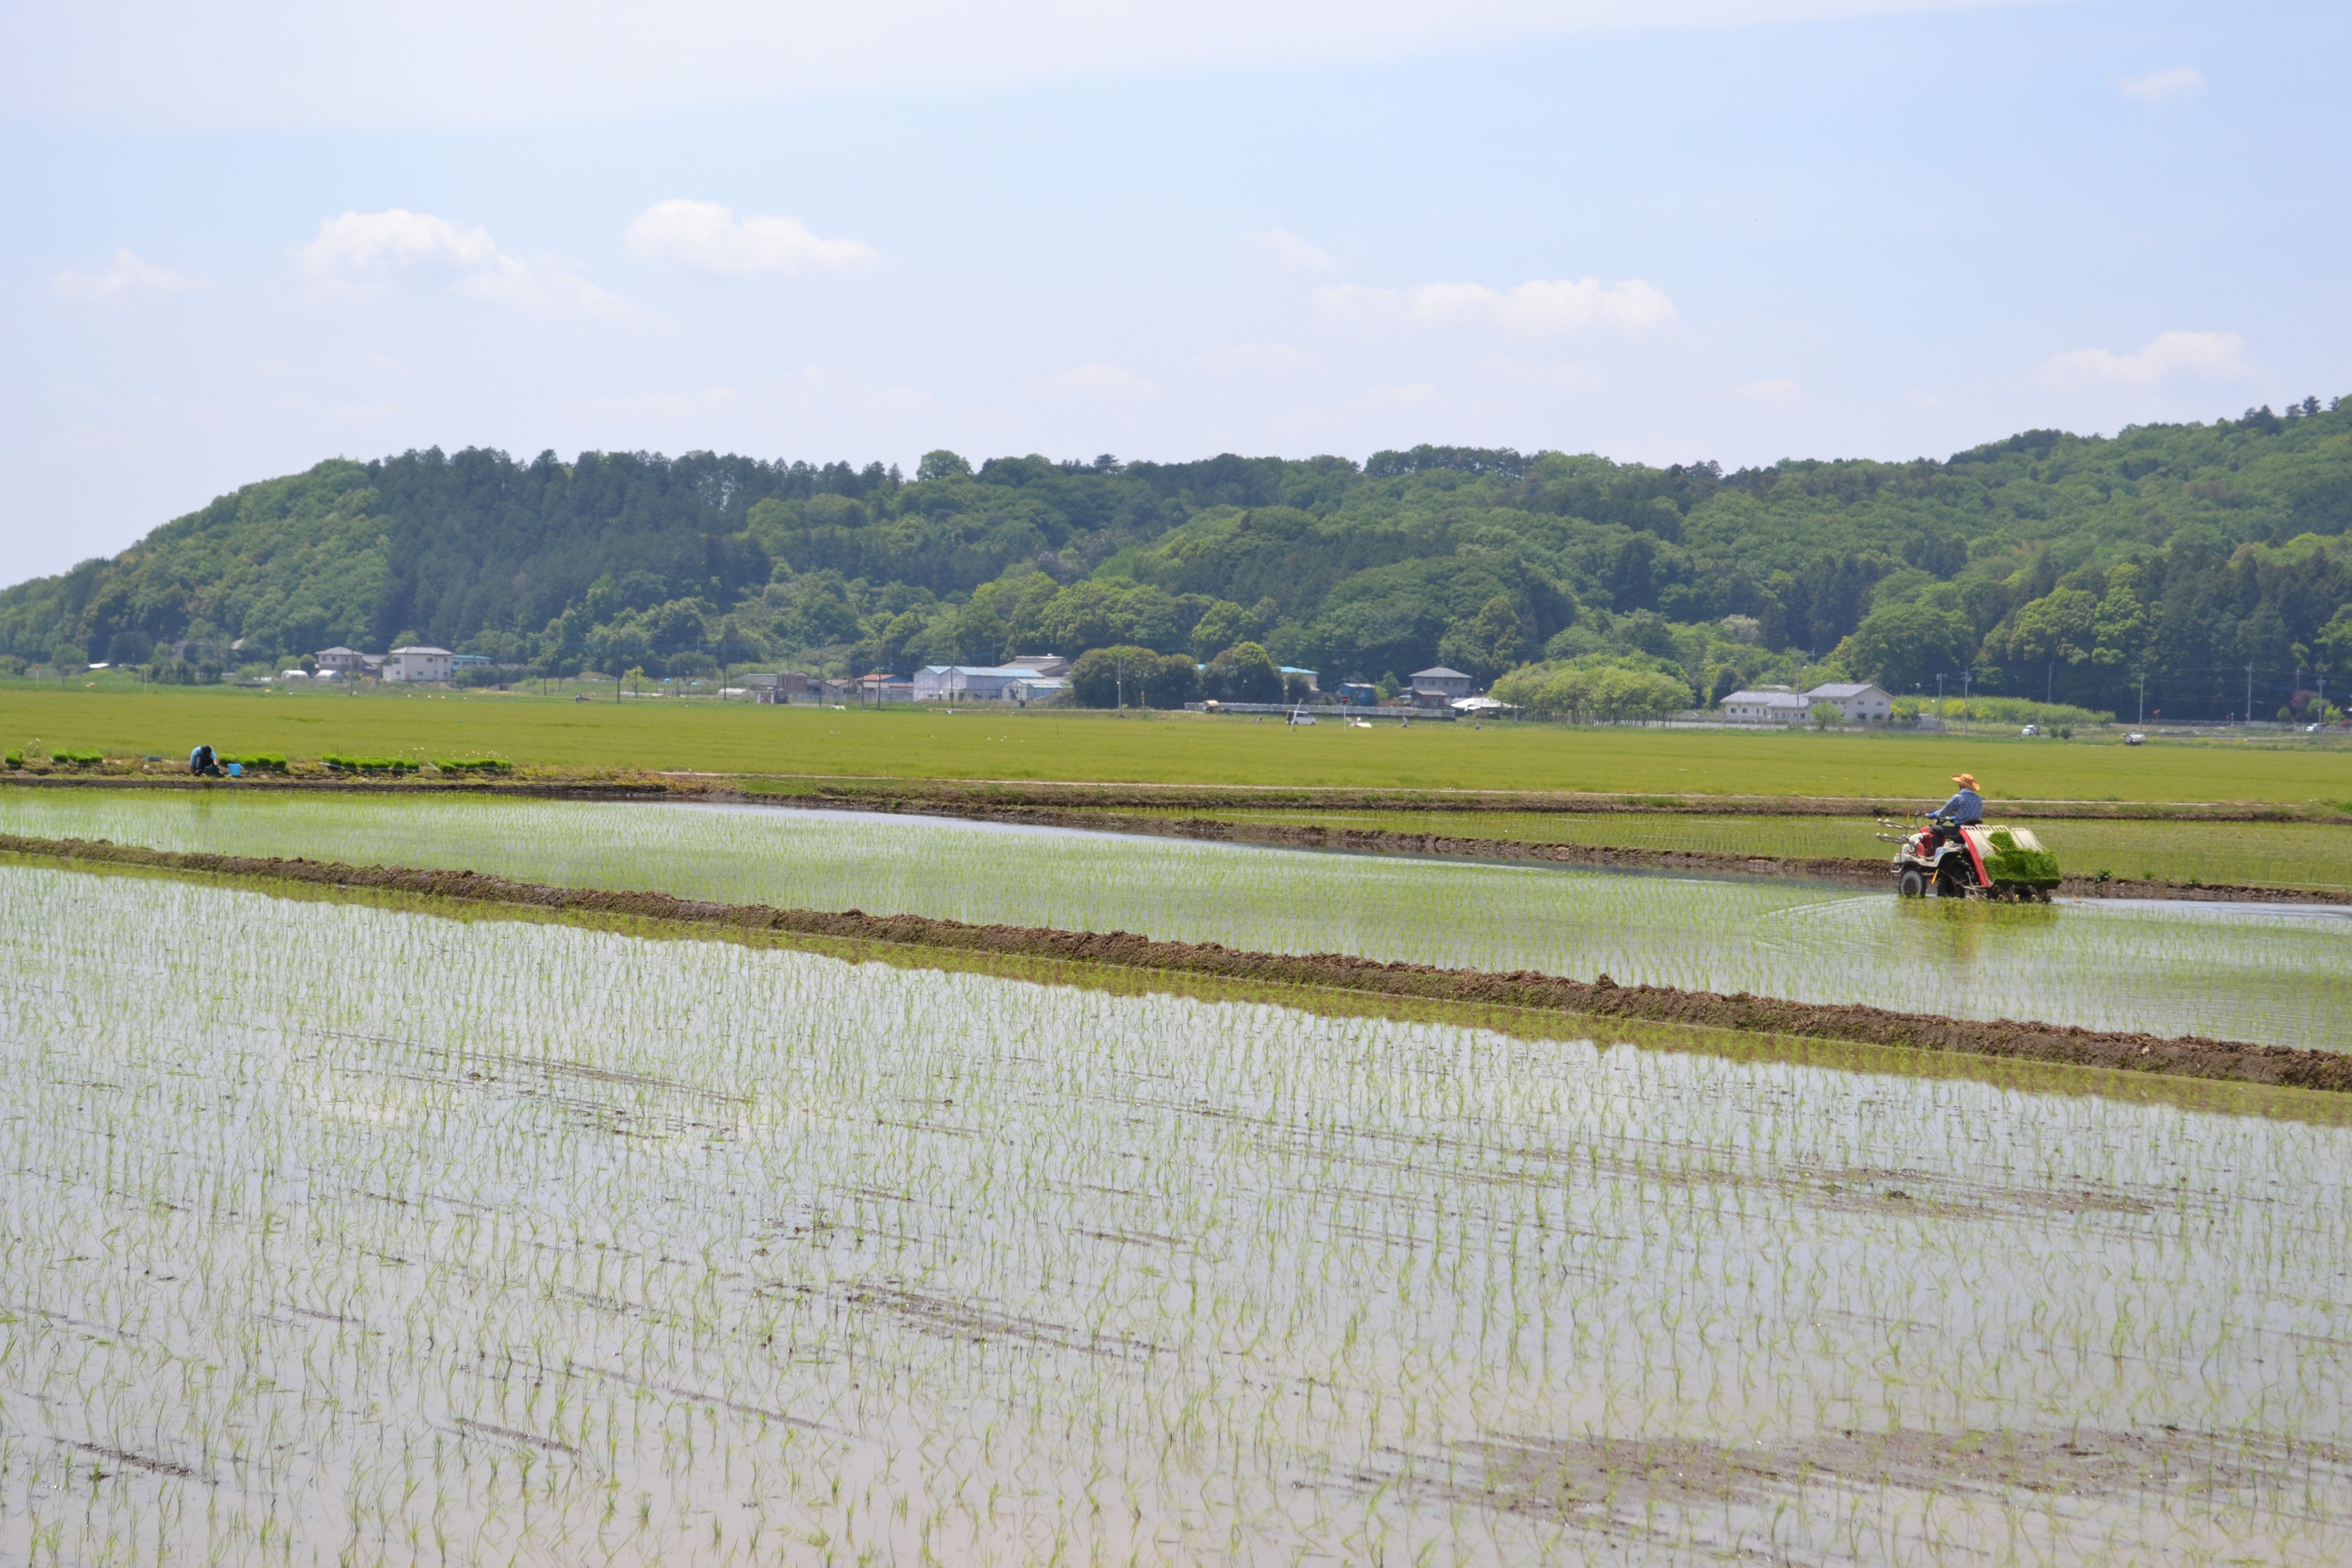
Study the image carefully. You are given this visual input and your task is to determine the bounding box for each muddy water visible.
[2,786,2347,1049]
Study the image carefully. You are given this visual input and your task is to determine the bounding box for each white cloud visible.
[1038,363,1160,397]
[299,209,498,276]
[4,2,2053,132]
[1315,276,1678,336]
[1193,343,1324,376]
[2119,66,2204,105]
[1238,228,1341,273]
[624,199,881,276]
[1737,376,1803,404]
[2039,330,2248,387]
[1902,388,1942,409]
[297,208,642,320]
[52,249,205,302]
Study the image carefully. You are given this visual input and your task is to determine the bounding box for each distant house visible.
[913,665,1035,701]
[1279,666,1319,693]
[1333,681,1379,707]
[1804,681,1895,722]
[1005,676,1067,706]
[383,646,453,683]
[854,672,914,703]
[1719,687,1810,724]
[1408,667,1477,707]
[1005,654,1071,678]
[745,671,812,702]
[313,646,365,676]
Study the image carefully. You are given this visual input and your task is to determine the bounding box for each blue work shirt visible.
[1936,787,1983,823]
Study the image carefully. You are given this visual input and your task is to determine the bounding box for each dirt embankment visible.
[744,775,2352,825]
[10,767,2350,824]
[6,831,2345,1096]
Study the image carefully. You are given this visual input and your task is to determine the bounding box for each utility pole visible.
[2136,673,2146,727]
[1960,669,1972,734]
[1935,673,1945,729]
[2246,664,2255,727]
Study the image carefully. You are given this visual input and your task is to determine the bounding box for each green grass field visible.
[2,682,2348,803]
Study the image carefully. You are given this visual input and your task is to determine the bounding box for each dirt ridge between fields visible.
[745,775,2352,824]
[5,831,2343,1095]
[8,770,2351,824]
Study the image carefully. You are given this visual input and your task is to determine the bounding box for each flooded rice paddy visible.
[2,788,2346,1049]
[4,865,2350,1565]
[1158,809,2352,892]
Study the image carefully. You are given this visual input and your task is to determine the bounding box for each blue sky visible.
[2,0,2345,580]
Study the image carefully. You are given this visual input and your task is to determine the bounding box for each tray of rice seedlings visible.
[1977,824,2063,895]
[1,864,2349,1565]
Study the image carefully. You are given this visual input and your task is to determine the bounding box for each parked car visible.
[2020,724,2039,737]
[2125,732,2146,745]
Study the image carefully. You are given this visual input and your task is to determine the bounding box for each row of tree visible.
[2,399,2347,718]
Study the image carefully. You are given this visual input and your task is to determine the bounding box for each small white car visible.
[2125,732,2146,745]
[2020,724,2039,737]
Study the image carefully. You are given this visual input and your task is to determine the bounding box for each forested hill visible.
[4,397,2350,720]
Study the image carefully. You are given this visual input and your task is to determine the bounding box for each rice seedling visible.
[0,864,2347,1564]
[1,788,2345,1050]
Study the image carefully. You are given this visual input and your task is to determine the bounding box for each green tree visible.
[1187,599,1254,662]
[1068,645,1156,708]
[2090,571,2151,672]
[916,450,972,482]
[1141,652,1201,709]
[1832,602,1976,691]
[2316,604,2352,668]
[787,573,863,648]
[1436,594,1525,679]
[1986,587,2097,668]
[1205,641,1282,703]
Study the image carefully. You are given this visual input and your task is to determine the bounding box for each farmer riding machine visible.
[1879,816,2062,901]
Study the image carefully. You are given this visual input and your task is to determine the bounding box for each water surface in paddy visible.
[4,787,2345,1049]
[5,865,2350,1565]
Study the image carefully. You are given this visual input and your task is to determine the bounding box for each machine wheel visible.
[1935,862,1972,898]
[1896,865,1927,898]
